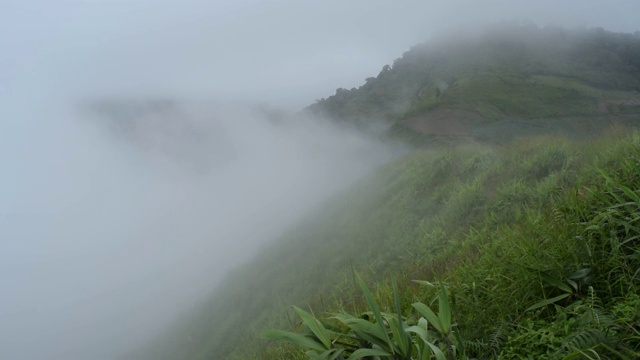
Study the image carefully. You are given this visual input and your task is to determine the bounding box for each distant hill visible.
[308,24,640,145]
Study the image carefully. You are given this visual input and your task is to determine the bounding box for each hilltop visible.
[309,24,640,145]
[128,25,640,360]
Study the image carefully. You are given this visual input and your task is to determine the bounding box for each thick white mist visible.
[0,2,400,358]
[0,94,397,360]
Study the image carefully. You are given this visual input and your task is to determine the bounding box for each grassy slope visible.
[130,26,640,359]
[133,130,640,359]
[267,131,640,359]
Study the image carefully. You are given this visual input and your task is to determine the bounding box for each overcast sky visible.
[1,0,639,109]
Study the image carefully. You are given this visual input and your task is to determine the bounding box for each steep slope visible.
[128,25,640,360]
[133,130,640,360]
[263,131,640,360]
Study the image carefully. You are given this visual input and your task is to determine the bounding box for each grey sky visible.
[1,0,639,109]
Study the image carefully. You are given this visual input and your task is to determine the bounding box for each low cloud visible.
[0,97,399,360]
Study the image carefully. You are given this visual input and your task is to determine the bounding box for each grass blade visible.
[538,270,574,294]
[392,276,411,357]
[526,293,571,311]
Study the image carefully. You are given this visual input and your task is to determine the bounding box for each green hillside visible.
[129,25,640,360]
[308,24,640,145]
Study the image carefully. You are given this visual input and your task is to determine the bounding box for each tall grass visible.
[264,131,640,359]
[134,130,640,359]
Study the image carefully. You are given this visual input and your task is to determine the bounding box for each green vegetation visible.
[264,277,460,360]
[262,132,640,360]
[130,25,640,359]
[135,129,640,359]
[307,24,640,145]
[440,74,597,120]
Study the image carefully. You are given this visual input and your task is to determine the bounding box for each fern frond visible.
[462,339,487,358]
[563,327,608,352]
[488,320,514,357]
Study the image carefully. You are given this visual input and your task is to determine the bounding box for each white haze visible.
[0,96,399,360]
[2,0,639,359]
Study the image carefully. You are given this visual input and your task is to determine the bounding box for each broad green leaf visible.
[567,268,592,280]
[437,282,451,334]
[332,313,385,339]
[332,314,388,347]
[423,339,447,360]
[411,330,436,360]
[310,348,345,360]
[526,293,571,311]
[293,306,332,350]
[405,325,428,342]
[346,347,392,360]
[328,349,346,360]
[263,329,327,352]
[538,271,574,294]
[417,341,432,360]
[305,350,320,357]
[412,302,443,333]
[354,273,391,349]
[417,317,429,332]
[386,316,407,356]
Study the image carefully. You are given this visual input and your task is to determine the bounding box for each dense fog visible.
[0,97,398,360]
